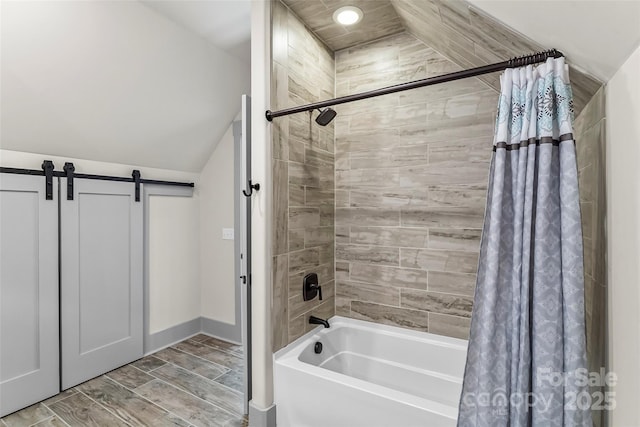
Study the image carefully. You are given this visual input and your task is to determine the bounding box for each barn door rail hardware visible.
[0,161,195,202]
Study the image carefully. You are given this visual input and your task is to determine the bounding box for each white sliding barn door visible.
[60,178,143,389]
[0,174,59,417]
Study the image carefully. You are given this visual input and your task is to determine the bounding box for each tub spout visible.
[309,315,330,328]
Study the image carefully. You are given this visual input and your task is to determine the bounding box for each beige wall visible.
[148,195,200,333]
[200,123,237,325]
[333,32,496,339]
[271,0,336,352]
[606,43,640,427]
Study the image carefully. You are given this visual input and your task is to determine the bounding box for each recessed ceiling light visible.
[333,6,363,26]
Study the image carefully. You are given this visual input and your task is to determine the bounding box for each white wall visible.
[0,149,201,334]
[199,123,237,324]
[606,43,640,426]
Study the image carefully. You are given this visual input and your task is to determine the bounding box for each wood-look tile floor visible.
[1,335,247,427]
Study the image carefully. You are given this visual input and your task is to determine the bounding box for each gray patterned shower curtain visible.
[457,57,592,427]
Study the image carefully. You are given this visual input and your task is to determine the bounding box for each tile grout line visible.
[170,345,240,373]
[74,387,134,427]
[153,350,231,377]
[151,360,243,398]
[95,375,198,427]
[139,376,242,420]
[38,405,72,427]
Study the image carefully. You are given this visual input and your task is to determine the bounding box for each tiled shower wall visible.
[271,1,336,352]
[334,32,498,339]
[573,87,607,427]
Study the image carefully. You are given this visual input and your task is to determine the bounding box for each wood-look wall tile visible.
[350,263,427,290]
[349,103,427,133]
[288,229,304,251]
[289,184,305,207]
[289,138,305,163]
[428,228,482,251]
[350,226,429,248]
[400,289,473,317]
[305,227,334,248]
[349,188,431,208]
[335,295,351,316]
[318,242,335,265]
[289,162,320,187]
[336,262,350,281]
[335,190,349,208]
[336,168,400,190]
[289,247,320,273]
[319,205,334,227]
[401,207,484,228]
[336,244,399,266]
[351,301,429,331]
[426,184,488,209]
[273,160,288,255]
[337,281,400,306]
[428,137,493,164]
[336,129,399,154]
[272,254,289,351]
[289,207,320,229]
[428,312,471,339]
[288,314,306,342]
[428,271,476,296]
[305,188,334,206]
[350,145,429,169]
[335,226,350,244]
[400,160,489,186]
[336,207,400,226]
[401,248,479,273]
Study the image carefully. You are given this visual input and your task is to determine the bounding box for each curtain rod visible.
[265,49,564,122]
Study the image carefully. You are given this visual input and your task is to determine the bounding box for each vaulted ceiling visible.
[1,1,250,172]
[282,0,640,117]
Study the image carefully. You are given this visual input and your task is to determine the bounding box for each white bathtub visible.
[274,316,468,427]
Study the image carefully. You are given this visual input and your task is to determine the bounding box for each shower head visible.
[315,107,337,126]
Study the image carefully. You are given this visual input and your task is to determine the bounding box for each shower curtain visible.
[458,57,592,427]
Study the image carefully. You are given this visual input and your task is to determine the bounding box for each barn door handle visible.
[242,180,260,197]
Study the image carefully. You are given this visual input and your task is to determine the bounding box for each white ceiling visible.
[1,0,250,172]
[141,0,252,64]
[467,0,640,82]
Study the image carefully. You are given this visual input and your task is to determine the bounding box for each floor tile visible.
[77,376,180,427]
[173,342,243,371]
[214,370,243,394]
[150,364,243,416]
[135,380,237,427]
[153,347,229,380]
[2,404,52,427]
[47,392,129,427]
[106,364,155,389]
[41,389,77,407]
[31,416,67,427]
[130,355,167,372]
